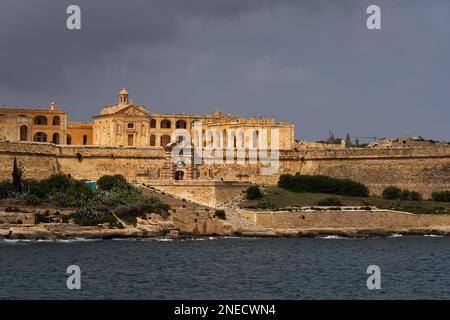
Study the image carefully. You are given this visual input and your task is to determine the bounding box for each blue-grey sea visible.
[0,236,449,299]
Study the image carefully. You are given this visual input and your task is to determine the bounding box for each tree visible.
[382,186,401,200]
[12,157,23,193]
[245,185,262,200]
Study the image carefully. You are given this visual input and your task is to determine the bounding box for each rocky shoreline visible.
[2,223,450,241]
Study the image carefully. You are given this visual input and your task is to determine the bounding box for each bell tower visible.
[118,88,129,104]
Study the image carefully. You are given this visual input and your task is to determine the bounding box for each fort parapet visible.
[0,141,449,198]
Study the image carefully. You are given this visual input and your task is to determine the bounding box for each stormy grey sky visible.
[0,0,449,142]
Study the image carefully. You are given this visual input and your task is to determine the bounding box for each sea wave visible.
[424,234,444,238]
[317,235,346,240]
[2,239,33,244]
[1,238,101,244]
[389,233,403,238]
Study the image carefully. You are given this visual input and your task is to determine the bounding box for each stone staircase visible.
[138,184,275,236]
[221,208,275,236]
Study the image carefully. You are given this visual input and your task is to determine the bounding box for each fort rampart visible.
[0,141,449,198]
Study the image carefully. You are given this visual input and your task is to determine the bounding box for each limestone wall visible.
[237,208,450,230]
[0,142,449,199]
[148,180,250,207]
[297,147,450,197]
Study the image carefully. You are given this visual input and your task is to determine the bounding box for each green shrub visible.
[12,157,23,193]
[41,174,72,194]
[70,207,116,226]
[382,186,402,200]
[23,179,47,199]
[317,197,344,206]
[432,191,450,202]
[383,186,422,201]
[278,174,369,197]
[407,191,422,201]
[246,185,261,200]
[112,198,168,225]
[34,211,51,224]
[113,205,140,225]
[46,177,94,207]
[101,184,142,207]
[258,198,274,209]
[215,209,226,220]
[0,180,13,199]
[97,175,129,191]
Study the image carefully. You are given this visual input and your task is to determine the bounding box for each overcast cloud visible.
[0,0,449,142]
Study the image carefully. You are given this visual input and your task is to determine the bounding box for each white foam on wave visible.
[317,235,346,240]
[389,233,403,238]
[424,234,444,238]
[154,238,173,242]
[2,238,101,244]
[2,239,32,244]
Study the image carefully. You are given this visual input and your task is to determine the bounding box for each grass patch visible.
[240,186,450,214]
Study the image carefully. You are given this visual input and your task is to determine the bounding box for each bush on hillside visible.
[382,186,422,201]
[317,197,344,206]
[41,174,72,194]
[97,175,129,191]
[382,186,402,200]
[25,194,43,206]
[258,198,274,209]
[70,207,117,226]
[278,174,369,197]
[23,179,47,199]
[246,185,262,200]
[0,180,13,199]
[432,191,450,202]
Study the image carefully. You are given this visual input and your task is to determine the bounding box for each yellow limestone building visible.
[0,88,295,150]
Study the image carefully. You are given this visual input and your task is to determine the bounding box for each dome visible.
[119,88,128,95]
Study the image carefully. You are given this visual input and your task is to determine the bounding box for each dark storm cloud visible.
[0,0,449,141]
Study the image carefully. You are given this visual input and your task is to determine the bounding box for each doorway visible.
[174,170,184,180]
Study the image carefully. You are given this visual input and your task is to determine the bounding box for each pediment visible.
[114,105,150,117]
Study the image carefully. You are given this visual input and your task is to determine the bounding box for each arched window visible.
[160,135,171,146]
[33,132,47,142]
[67,135,72,145]
[214,130,221,147]
[237,130,245,149]
[34,116,47,125]
[20,125,28,141]
[83,135,88,145]
[52,116,60,126]
[227,130,237,148]
[176,120,187,129]
[160,120,171,129]
[150,119,156,128]
[174,170,184,180]
[194,130,201,147]
[223,129,228,148]
[52,133,60,144]
[202,129,206,147]
[252,130,259,148]
[150,135,156,146]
